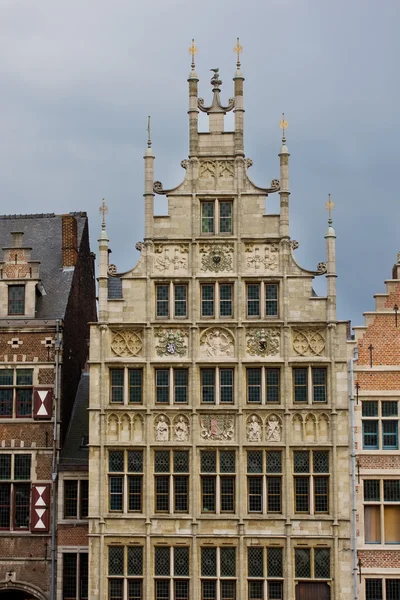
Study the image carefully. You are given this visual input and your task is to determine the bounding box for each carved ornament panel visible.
[200,244,233,273]
[245,243,279,273]
[111,330,142,357]
[199,159,234,178]
[154,244,189,274]
[200,414,234,441]
[200,328,234,358]
[246,328,280,357]
[292,328,326,356]
[155,329,188,357]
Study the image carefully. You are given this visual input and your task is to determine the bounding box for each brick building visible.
[0,213,96,600]
[88,44,352,600]
[349,253,400,600]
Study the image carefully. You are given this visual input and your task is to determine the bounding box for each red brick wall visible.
[58,523,88,546]
[358,550,400,568]
[358,455,400,469]
[62,215,78,267]
[0,331,56,363]
[0,422,53,448]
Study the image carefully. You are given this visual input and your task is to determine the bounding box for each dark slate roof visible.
[59,372,89,471]
[108,276,123,299]
[0,212,86,319]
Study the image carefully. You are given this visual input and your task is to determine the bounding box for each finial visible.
[280,113,288,143]
[233,37,243,68]
[99,198,108,230]
[189,38,197,69]
[325,194,335,224]
[147,116,151,148]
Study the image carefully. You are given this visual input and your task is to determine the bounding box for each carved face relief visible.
[200,328,234,358]
[246,328,280,357]
[292,329,326,356]
[111,330,142,357]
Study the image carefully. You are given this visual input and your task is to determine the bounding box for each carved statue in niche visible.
[266,415,281,442]
[247,415,262,442]
[155,416,169,441]
[111,330,142,357]
[200,328,234,358]
[174,416,189,442]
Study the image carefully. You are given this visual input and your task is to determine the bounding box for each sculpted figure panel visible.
[200,415,234,441]
[154,244,189,274]
[266,415,281,442]
[155,415,170,441]
[246,328,280,357]
[200,328,234,358]
[174,415,189,442]
[200,244,233,273]
[247,415,262,442]
[155,329,188,357]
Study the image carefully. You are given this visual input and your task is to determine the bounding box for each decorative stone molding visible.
[245,243,279,272]
[3,262,30,279]
[155,329,188,357]
[153,181,165,194]
[317,262,327,274]
[108,264,117,275]
[246,328,280,357]
[246,415,262,442]
[154,244,188,272]
[266,415,282,442]
[291,240,299,250]
[180,159,190,170]
[200,244,233,273]
[111,330,142,357]
[107,413,144,443]
[200,415,234,441]
[155,415,170,441]
[244,158,253,169]
[292,328,326,356]
[135,240,152,253]
[173,415,190,442]
[199,159,234,178]
[200,328,234,358]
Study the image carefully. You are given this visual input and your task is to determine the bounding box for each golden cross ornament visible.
[325,194,335,220]
[233,38,243,61]
[189,39,197,60]
[280,113,288,134]
[99,198,108,227]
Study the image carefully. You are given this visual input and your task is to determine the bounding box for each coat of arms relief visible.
[200,415,234,441]
[155,329,188,357]
[153,244,189,274]
[245,243,279,273]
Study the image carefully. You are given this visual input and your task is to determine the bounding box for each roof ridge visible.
[0,211,87,220]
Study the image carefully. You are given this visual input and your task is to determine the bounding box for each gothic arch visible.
[0,580,47,600]
[292,413,304,443]
[305,413,317,443]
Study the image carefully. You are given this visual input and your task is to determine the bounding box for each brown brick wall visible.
[358,550,400,568]
[38,368,54,384]
[358,455,400,469]
[0,422,53,448]
[58,523,88,546]
[62,215,78,267]
[0,535,49,558]
[0,331,56,363]
[357,371,400,390]
[35,453,52,480]
[0,557,51,595]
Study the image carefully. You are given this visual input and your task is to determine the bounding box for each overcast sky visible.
[1,0,399,328]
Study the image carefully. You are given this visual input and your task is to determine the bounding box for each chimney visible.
[11,232,24,247]
[62,215,78,268]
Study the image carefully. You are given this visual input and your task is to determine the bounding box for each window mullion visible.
[215,201,219,235]
[124,368,128,405]
[216,283,220,319]
[169,368,173,406]
[216,368,220,406]
[308,368,312,405]
[261,367,266,405]
[170,282,174,319]
[260,283,265,319]
[170,474,173,515]
[216,463,221,515]
[263,474,267,514]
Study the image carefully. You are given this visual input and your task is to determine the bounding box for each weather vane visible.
[325,194,335,222]
[279,113,288,141]
[99,198,108,229]
[189,39,197,68]
[233,38,243,66]
[147,116,151,148]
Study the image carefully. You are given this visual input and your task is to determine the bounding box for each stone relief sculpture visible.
[247,415,262,442]
[305,414,316,442]
[246,328,280,357]
[200,415,234,441]
[245,243,279,272]
[318,414,329,442]
[200,244,233,273]
[111,330,142,357]
[266,415,281,442]
[292,328,326,356]
[155,329,188,357]
[200,328,234,358]
[155,415,170,441]
[174,415,189,442]
[199,159,234,178]
[107,413,144,443]
[154,244,188,273]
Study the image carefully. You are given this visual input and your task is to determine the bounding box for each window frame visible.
[0,453,31,530]
[247,546,284,600]
[246,367,281,405]
[363,479,400,545]
[63,479,89,520]
[362,401,399,450]
[109,367,143,405]
[0,368,34,418]
[154,545,190,600]
[247,450,283,515]
[200,199,234,235]
[108,450,144,514]
[292,367,328,405]
[154,368,189,405]
[200,368,234,405]
[200,450,236,514]
[294,547,331,581]
[62,552,88,600]
[200,282,234,319]
[8,285,25,316]
[154,450,190,514]
[246,282,279,319]
[200,546,237,600]
[155,283,189,320]
[293,450,330,515]
[108,545,144,600]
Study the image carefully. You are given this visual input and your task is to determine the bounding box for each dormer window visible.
[201,200,233,234]
[8,285,25,315]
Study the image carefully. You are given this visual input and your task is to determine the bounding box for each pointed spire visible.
[147,116,151,149]
[279,113,289,155]
[99,198,108,232]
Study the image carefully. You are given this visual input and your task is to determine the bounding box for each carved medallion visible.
[200,328,234,358]
[111,330,142,357]
[245,243,279,272]
[246,328,280,357]
[155,329,188,357]
[200,244,233,272]
[200,415,234,441]
[292,328,326,356]
[154,244,188,273]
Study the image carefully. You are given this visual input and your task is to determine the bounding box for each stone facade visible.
[349,254,400,599]
[89,53,352,600]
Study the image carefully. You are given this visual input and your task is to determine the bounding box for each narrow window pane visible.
[0,389,13,417]
[80,480,89,518]
[201,476,216,512]
[0,483,10,528]
[247,451,263,474]
[267,478,281,512]
[294,451,309,473]
[248,581,263,600]
[294,477,309,512]
[156,285,169,317]
[175,285,187,318]
[295,548,311,578]
[174,476,189,512]
[174,546,189,576]
[248,477,262,512]
[382,401,398,416]
[128,451,143,473]
[265,283,278,317]
[155,451,170,473]
[382,421,398,449]
[174,369,188,404]
[155,476,169,512]
[313,451,329,473]
[268,582,283,600]
[220,476,235,512]
[127,546,143,576]
[0,455,11,479]
[8,285,25,315]
[247,369,261,403]
[267,547,283,578]
[16,370,33,385]
[128,580,142,600]
[364,505,381,543]
[109,451,124,472]
[266,368,280,403]
[110,369,124,403]
[174,451,189,473]
[219,201,233,233]
[201,202,215,233]
[384,506,400,543]
[129,369,142,404]
[156,369,169,404]
[293,369,307,403]
[109,579,123,600]
[0,370,13,385]
[314,548,330,579]
[201,369,215,404]
[220,284,233,317]
[64,480,78,518]
[14,454,31,480]
[175,580,189,600]
[266,452,282,474]
[220,451,235,473]
[313,368,327,403]
[155,580,170,600]
[201,451,216,473]
[202,580,216,600]
[14,483,30,527]
[201,547,217,576]
[247,284,260,317]
[220,369,233,404]
[220,548,236,577]
[109,476,123,511]
[108,546,124,575]
[386,580,400,600]
[16,389,32,416]
[314,477,329,513]
[365,580,382,600]
[364,480,380,502]
[384,480,400,501]
[155,546,170,576]
[363,421,379,449]
[248,547,263,577]
[128,476,142,511]
[80,553,89,600]
[362,401,378,417]
[63,553,77,599]
[201,284,215,317]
